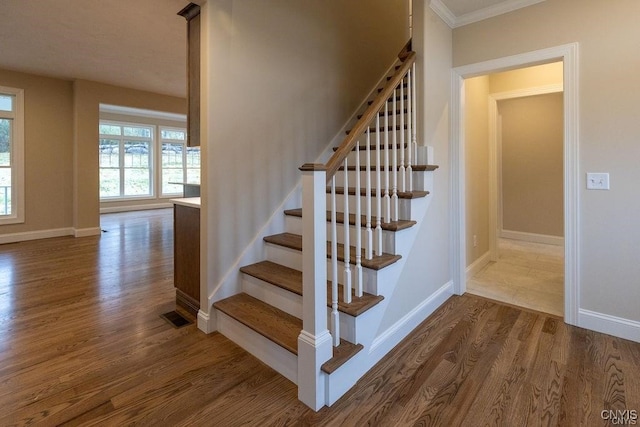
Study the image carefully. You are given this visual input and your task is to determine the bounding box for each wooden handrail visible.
[324,51,416,182]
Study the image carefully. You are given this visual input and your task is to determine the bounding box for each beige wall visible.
[464,76,490,266]
[490,62,563,94]
[201,0,411,294]
[0,69,74,235]
[500,93,564,237]
[0,68,185,238]
[73,80,185,232]
[454,0,640,321]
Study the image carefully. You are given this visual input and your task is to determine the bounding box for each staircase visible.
[211,42,439,410]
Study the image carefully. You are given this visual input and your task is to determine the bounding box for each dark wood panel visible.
[179,3,200,147]
[174,204,200,315]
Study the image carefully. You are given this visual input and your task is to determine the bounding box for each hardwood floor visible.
[1,209,638,426]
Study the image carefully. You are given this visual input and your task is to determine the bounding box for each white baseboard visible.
[0,227,74,244]
[579,309,640,343]
[501,230,564,246]
[100,203,172,214]
[74,227,102,238]
[197,309,215,334]
[370,280,454,356]
[466,251,490,280]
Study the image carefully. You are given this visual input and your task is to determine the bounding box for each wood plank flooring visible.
[1,209,639,426]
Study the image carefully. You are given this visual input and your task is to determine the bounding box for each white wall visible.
[200,0,410,312]
[378,1,453,330]
[454,0,640,323]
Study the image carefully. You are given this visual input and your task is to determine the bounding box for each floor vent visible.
[161,311,193,328]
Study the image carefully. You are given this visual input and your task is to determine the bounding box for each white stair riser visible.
[241,274,370,343]
[216,310,298,384]
[335,169,429,192]
[264,243,380,294]
[328,193,414,220]
[285,215,401,255]
[242,274,302,318]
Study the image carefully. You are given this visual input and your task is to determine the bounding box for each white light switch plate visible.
[586,173,610,190]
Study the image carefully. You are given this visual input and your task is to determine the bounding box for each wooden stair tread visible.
[263,233,401,270]
[338,164,439,172]
[332,142,408,152]
[240,260,384,317]
[368,95,405,105]
[357,108,407,120]
[329,186,429,199]
[322,340,364,374]
[346,124,407,135]
[213,293,300,355]
[284,208,416,232]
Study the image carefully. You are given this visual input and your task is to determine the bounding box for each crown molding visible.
[430,0,545,29]
[429,0,456,28]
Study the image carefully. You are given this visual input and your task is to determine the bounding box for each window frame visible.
[0,85,25,225]
[99,121,155,201]
[159,126,199,197]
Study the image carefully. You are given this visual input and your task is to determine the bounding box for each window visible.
[99,122,154,199]
[0,86,24,224]
[160,127,200,196]
[99,119,199,202]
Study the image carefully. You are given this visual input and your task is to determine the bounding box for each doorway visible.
[450,43,579,325]
[464,65,564,316]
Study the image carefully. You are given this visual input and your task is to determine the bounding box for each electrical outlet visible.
[586,173,610,190]
[473,235,478,247]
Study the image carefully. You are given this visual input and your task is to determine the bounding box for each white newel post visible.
[298,164,333,411]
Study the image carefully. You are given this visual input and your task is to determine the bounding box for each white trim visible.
[489,83,564,260]
[197,309,214,333]
[466,251,491,280]
[73,227,102,237]
[500,230,564,246]
[429,0,456,28]
[370,280,453,354]
[430,0,545,28]
[99,104,186,122]
[0,85,25,225]
[216,310,298,383]
[100,202,172,214]
[579,309,640,343]
[452,43,580,326]
[0,227,74,244]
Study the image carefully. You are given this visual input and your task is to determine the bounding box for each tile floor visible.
[467,238,564,317]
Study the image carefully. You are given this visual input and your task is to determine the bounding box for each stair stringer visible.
[199,58,403,335]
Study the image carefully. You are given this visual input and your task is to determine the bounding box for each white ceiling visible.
[0,0,189,98]
[431,0,545,28]
[0,0,544,98]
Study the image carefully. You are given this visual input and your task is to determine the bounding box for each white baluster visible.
[399,76,406,193]
[354,139,363,297]
[407,68,413,192]
[375,113,383,256]
[383,99,391,224]
[392,89,399,222]
[330,176,339,346]
[412,63,418,174]
[342,157,351,304]
[365,128,373,260]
